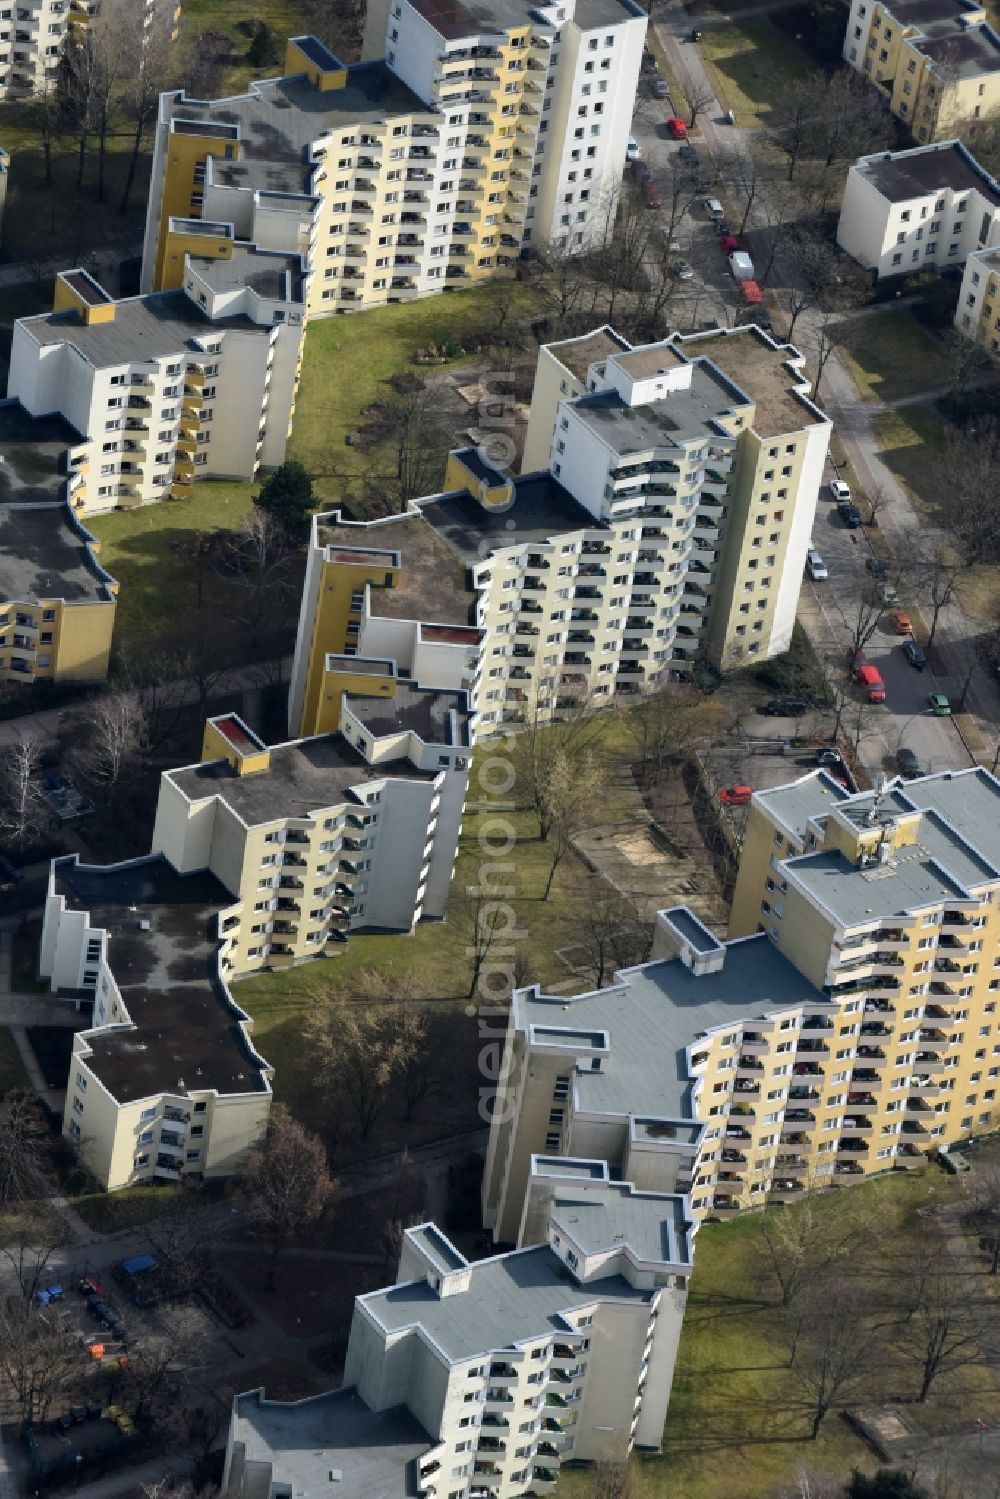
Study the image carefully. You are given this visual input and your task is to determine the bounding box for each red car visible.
[666,116,688,140]
[740,279,762,304]
[642,180,662,208]
[78,1276,109,1299]
[719,785,752,806]
[720,233,739,254]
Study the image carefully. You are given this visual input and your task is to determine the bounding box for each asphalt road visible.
[798,477,973,776]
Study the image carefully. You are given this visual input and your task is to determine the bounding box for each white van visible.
[729,250,754,281]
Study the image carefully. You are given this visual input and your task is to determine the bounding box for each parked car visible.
[829,479,852,503]
[865,556,887,579]
[653,78,670,100]
[657,226,682,252]
[78,1276,109,1299]
[928,692,951,716]
[673,259,694,280]
[896,747,921,778]
[626,135,641,163]
[678,143,699,163]
[740,279,763,304]
[854,663,886,702]
[642,179,662,208]
[903,638,927,670]
[816,747,844,768]
[720,232,740,254]
[838,501,862,528]
[704,195,724,218]
[805,548,828,581]
[690,27,702,40]
[761,697,809,717]
[719,785,753,805]
[36,1285,64,1306]
[729,250,754,281]
[666,116,688,139]
[880,581,898,605]
[889,609,912,634]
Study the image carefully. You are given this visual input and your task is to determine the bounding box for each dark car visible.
[762,697,809,717]
[678,143,699,164]
[865,557,887,579]
[896,747,921,779]
[838,502,862,528]
[903,638,927,671]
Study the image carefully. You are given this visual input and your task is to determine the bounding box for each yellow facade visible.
[313,662,395,737]
[152,128,241,290]
[297,553,400,737]
[861,1,1000,142]
[159,221,234,292]
[0,593,116,684]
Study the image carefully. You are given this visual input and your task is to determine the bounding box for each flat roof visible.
[684,327,824,439]
[616,345,688,380]
[418,473,606,565]
[362,1244,655,1361]
[345,682,473,746]
[55,856,270,1102]
[18,288,261,369]
[0,403,83,505]
[854,142,1000,207]
[783,845,970,926]
[919,24,1000,79]
[755,769,848,839]
[169,731,437,826]
[550,1180,692,1268]
[317,511,476,628]
[0,505,114,605]
[518,936,828,1121]
[189,243,305,303]
[231,1388,430,1499]
[545,326,632,382]
[166,65,434,197]
[409,0,641,35]
[660,904,722,954]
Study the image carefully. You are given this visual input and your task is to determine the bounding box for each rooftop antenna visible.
[866,772,890,826]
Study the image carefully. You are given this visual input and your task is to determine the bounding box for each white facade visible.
[837,141,1000,278]
[8,255,305,515]
[955,243,1000,351]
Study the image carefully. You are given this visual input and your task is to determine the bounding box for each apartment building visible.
[40,853,273,1192]
[837,140,1000,276]
[0,0,177,102]
[224,1205,693,1499]
[843,0,1000,141]
[485,767,1000,1232]
[8,249,305,516]
[153,710,469,967]
[955,241,1000,350]
[0,401,117,685]
[288,327,831,733]
[141,9,645,312]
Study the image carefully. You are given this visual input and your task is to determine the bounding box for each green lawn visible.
[560,1171,998,1499]
[0,1026,30,1094]
[177,0,328,95]
[834,311,946,406]
[698,19,812,127]
[287,284,540,508]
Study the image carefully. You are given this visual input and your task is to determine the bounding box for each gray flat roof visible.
[0,505,114,605]
[169,731,437,826]
[919,24,1000,78]
[855,142,1000,207]
[550,1180,692,1268]
[231,1388,430,1499]
[783,845,970,926]
[409,0,640,35]
[0,403,83,505]
[167,65,434,197]
[660,904,722,953]
[518,937,827,1121]
[346,682,473,746]
[55,855,270,1102]
[317,511,477,628]
[755,769,847,839]
[362,1244,654,1361]
[18,289,260,369]
[189,243,305,302]
[418,473,606,565]
[546,326,632,382]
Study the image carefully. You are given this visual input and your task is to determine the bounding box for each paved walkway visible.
[656,0,999,752]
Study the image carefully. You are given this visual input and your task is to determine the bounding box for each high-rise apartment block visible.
[141,9,645,312]
[8,253,305,515]
[289,326,831,736]
[224,1203,693,1499]
[484,767,1000,1233]
[843,0,1000,142]
[956,242,1000,353]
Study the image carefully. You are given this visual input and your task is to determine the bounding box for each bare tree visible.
[120,9,173,213]
[540,744,601,899]
[579,894,650,988]
[351,970,437,1121]
[686,76,716,131]
[593,1460,636,1499]
[234,1103,335,1290]
[757,1191,876,1309]
[921,547,962,652]
[0,1296,79,1423]
[789,1286,875,1439]
[0,731,45,850]
[808,322,839,405]
[78,687,148,800]
[365,376,453,515]
[847,579,887,658]
[898,1258,982,1403]
[967,1163,1000,1275]
[460,891,513,1001]
[224,507,294,644]
[936,421,1000,567]
[624,686,730,787]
